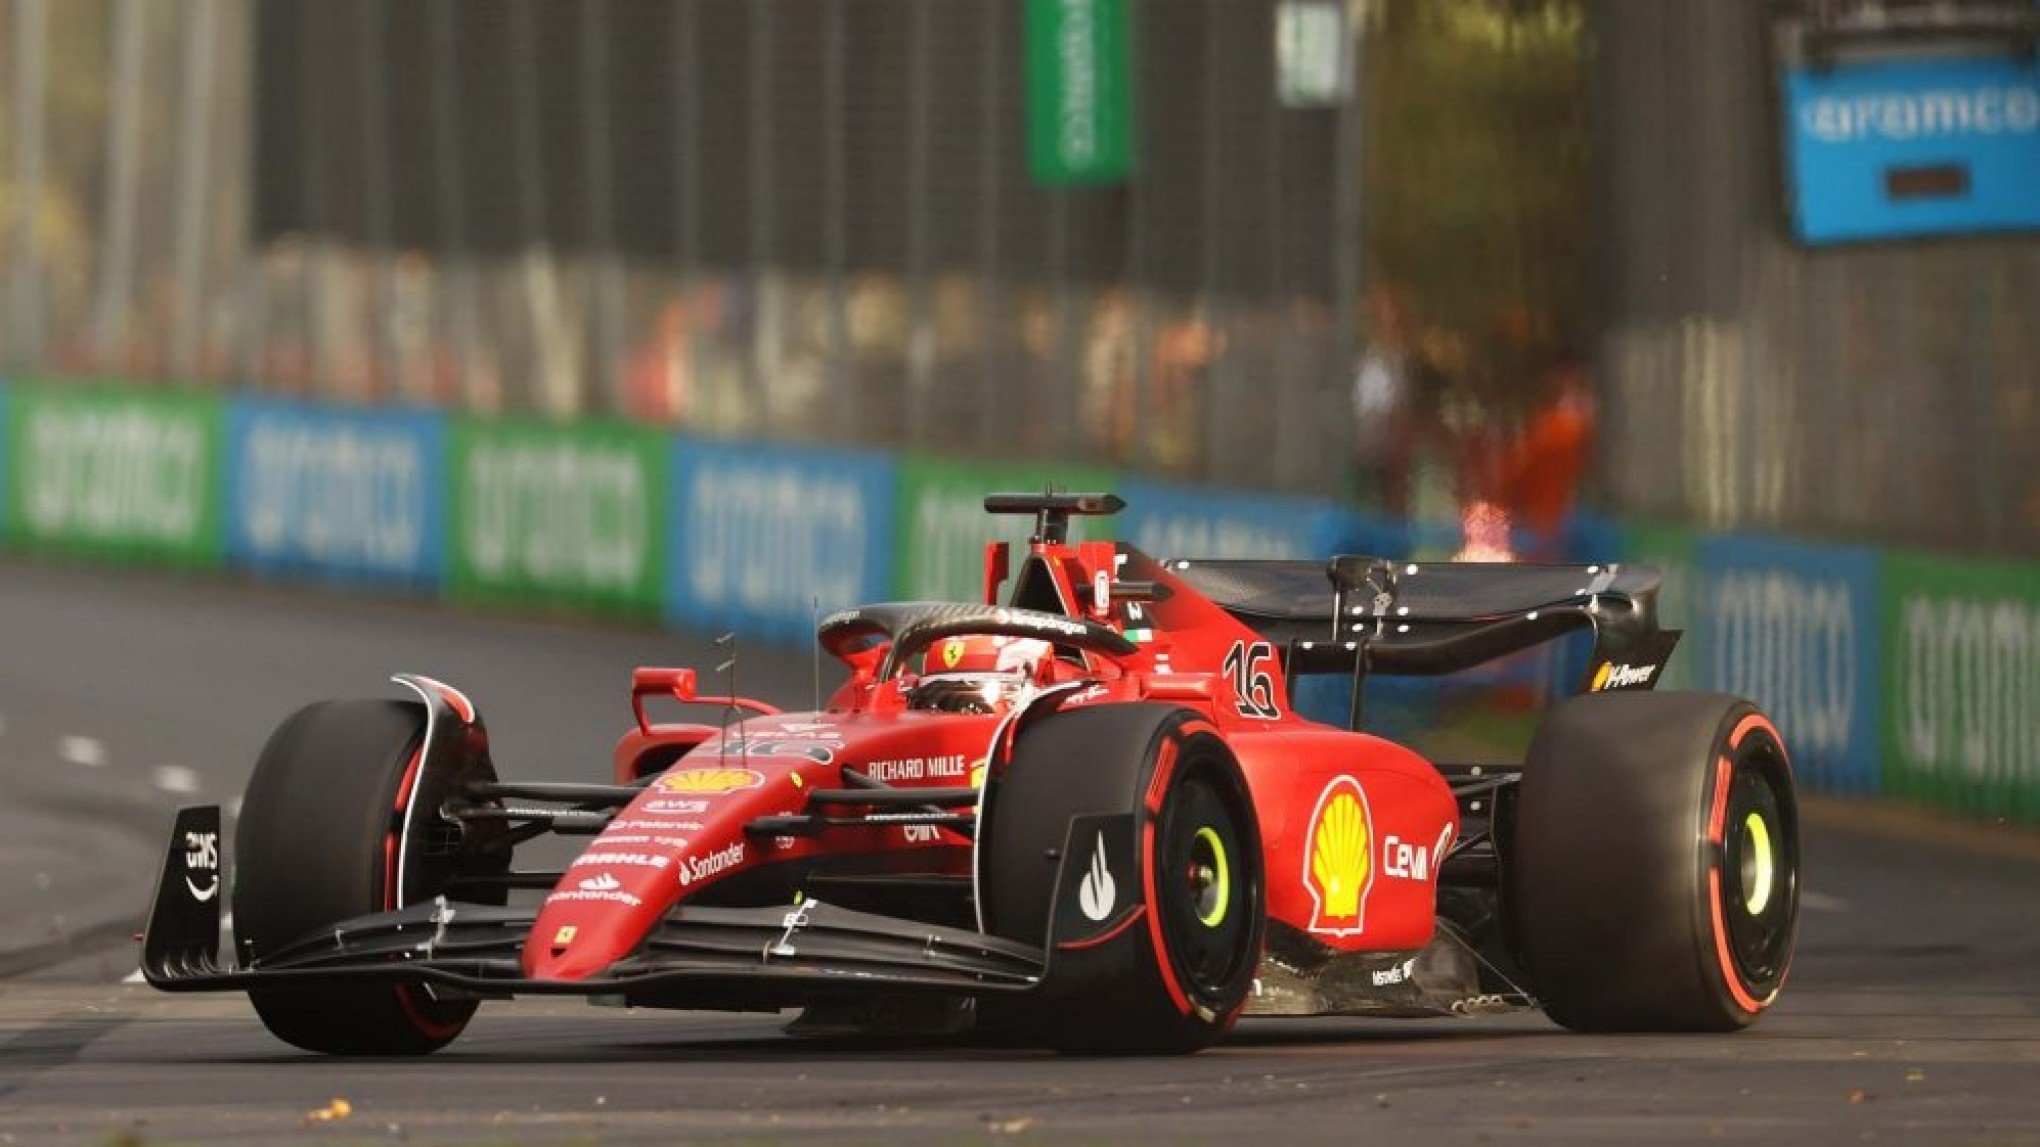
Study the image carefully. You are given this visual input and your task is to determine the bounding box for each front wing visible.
[143,807,1043,1004]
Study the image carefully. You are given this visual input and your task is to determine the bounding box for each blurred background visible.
[0,0,2034,822]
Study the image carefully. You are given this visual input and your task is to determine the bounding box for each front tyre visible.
[1511,692,1799,1032]
[983,705,1265,1054]
[233,698,501,1055]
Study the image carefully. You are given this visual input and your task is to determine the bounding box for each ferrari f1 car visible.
[143,493,1799,1055]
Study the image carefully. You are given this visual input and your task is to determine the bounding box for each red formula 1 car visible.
[144,493,1799,1054]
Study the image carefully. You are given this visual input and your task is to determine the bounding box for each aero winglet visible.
[142,806,226,985]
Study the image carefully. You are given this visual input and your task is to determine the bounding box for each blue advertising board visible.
[666,437,896,644]
[1695,534,1882,794]
[1118,479,1375,562]
[1783,55,2040,244]
[225,397,447,588]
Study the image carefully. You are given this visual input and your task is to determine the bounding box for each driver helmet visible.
[908,635,1051,714]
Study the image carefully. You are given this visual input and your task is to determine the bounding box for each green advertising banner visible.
[4,381,224,567]
[1617,521,1701,691]
[894,455,1118,603]
[1025,0,1135,185]
[448,417,666,614]
[1882,552,2040,823]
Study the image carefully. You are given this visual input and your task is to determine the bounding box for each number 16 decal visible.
[1223,640,1281,719]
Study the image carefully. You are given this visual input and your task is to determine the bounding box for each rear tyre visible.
[1510,691,1798,1032]
[233,698,503,1055]
[982,705,1264,1054]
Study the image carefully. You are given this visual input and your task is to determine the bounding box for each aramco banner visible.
[1783,54,2040,244]
[227,397,445,587]
[4,382,223,567]
[449,417,666,614]
[667,437,896,644]
[1697,535,1883,795]
[1883,552,2040,823]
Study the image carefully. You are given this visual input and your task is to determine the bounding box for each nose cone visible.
[524,862,681,980]
[521,761,798,980]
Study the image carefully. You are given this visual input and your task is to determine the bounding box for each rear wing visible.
[1168,555,1677,689]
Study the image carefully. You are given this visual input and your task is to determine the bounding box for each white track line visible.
[151,765,201,795]
[58,735,108,767]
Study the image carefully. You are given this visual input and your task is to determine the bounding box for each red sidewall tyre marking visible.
[1057,905,1147,952]
[1707,714,1793,1017]
[1141,818,1193,1017]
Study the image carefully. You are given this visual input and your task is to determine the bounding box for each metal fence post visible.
[430,0,480,408]
[906,0,935,448]
[7,0,50,369]
[976,0,1004,448]
[361,0,397,400]
[582,0,625,417]
[171,0,219,381]
[748,0,776,432]
[93,0,149,371]
[825,0,851,441]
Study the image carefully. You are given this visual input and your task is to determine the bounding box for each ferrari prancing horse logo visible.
[1302,776,1375,937]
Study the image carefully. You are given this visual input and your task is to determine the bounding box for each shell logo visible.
[657,767,766,795]
[1302,775,1375,937]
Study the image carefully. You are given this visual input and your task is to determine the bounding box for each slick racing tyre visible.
[1510,691,1799,1032]
[982,704,1264,1054]
[234,697,505,1055]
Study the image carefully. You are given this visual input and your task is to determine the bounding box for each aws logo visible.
[1302,776,1375,937]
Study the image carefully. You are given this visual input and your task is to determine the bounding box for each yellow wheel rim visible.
[1742,812,1775,916]
[1194,826,1231,928]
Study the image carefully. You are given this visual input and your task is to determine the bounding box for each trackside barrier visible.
[226,397,446,588]
[0,380,2032,824]
[2,381,225,568]
[1696,535,1883,795]
[447,416,668,615]
[667,436,896,644]
[1883,553,2040,824]
[0,379,10,543]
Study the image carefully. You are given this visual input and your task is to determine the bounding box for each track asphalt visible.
[0,558,2034,1145]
